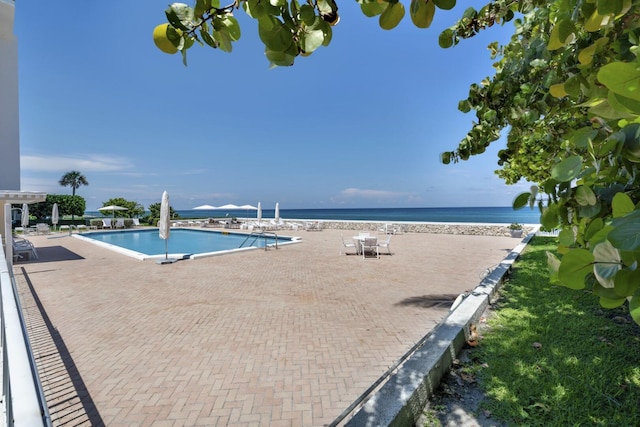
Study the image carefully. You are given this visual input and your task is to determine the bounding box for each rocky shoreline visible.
[286,220,535,237]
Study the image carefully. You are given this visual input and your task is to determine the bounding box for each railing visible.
[239,231,279,251]
[0,235,51,426]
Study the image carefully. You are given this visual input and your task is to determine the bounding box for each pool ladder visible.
[239,231,279,251]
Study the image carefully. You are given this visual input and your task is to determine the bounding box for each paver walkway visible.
[13,228,518,426]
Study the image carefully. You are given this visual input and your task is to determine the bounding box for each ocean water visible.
[85,207,541,224]
[168,207,542,224]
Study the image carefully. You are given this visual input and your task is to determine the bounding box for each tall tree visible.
[58,171,89,196]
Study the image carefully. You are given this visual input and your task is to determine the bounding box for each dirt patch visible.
[416,309,507,427]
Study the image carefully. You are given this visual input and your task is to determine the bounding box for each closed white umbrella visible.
[157,191,176,264]
[52,203,59,231]
[274,202,280,223]
[21,203,29,228]
[257,202,262,225]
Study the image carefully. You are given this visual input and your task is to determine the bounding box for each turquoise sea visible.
[86,207,541,224]
[171,206,542,224]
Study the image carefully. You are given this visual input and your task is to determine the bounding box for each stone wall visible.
[285,220,534,237]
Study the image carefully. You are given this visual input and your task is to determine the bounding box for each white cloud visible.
[21,154,133,172]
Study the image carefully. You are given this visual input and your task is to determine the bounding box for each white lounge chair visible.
[102,219,112,229]
[115,219,126,229]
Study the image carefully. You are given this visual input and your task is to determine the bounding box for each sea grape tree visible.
[155,0,640,325]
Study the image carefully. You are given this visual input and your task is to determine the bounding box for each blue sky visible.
[14,0,529,211]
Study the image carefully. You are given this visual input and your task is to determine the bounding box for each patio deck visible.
[13,228,518,426]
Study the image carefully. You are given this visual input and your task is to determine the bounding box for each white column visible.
[0,0,21,191]
[4,202,12,266]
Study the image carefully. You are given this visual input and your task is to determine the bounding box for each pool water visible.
[76,229,297,260]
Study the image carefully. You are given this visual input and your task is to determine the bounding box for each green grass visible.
[469,237,640,426]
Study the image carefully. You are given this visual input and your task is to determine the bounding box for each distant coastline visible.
[85,206,541,225]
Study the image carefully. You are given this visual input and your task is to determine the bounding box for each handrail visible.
[239,231,279,251]
[0,234,52,426]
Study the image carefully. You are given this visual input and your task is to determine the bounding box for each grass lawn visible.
[433,237,640,426]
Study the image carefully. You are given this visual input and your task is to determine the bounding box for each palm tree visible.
[59,171,89,196]
[59,171,88,233]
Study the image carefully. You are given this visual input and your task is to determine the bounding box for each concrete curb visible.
[342,230,538,426]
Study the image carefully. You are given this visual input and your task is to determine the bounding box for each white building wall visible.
[0,0,21,191]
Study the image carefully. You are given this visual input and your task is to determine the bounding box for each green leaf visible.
[299,4,316,25]
[609,210,640,251]
[585,218,604,241]
[433,0,455,10]
[597,0,623,15]
[579,201,602,219]
[222,15,241,41]
[559,249,594,290]
[200,28,218,48]
[612,192,635,218]
[576,185,597,206]
[551,155,582,182]
[558,228,575,246]
[410,0,435,29]
[629,291,640,325]
[300,28,324,53]
[265,49,295,67]
[549,83,568,98]
[547,19,575,50]
[214,29,233,52]
[166,3,195,31]
[258,17,293,52]
[593,241,621,287]
[585,9,609,32]
[541,204,560,230]
[597,62,640,101]
[614,269,640,297]
[361,1,387,17]
[598,295,627,309]
[609,92,640,115]
[512,192,531,210]
[438,28,455,48]
[379,1,405,30]
[244,0,267,19]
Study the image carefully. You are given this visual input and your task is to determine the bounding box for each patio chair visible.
[362,237,379,259]
[340,234,357,255]
[102,218,112,229]
[379,234,392,255]
[36,223,50,235]
[115,219,126,229]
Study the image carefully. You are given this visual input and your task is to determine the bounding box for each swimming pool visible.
[74,229,300,260]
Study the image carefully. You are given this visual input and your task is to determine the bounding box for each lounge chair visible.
[132,218,140,227]
[13,237,38,261]
[362,237,379,259]
[340,234,357,255]
[115,219,125,229]
[102,219,112,229]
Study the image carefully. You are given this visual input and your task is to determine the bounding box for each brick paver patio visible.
[13,227,518,426]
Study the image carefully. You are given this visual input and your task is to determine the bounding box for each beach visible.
[14,225,522,426]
